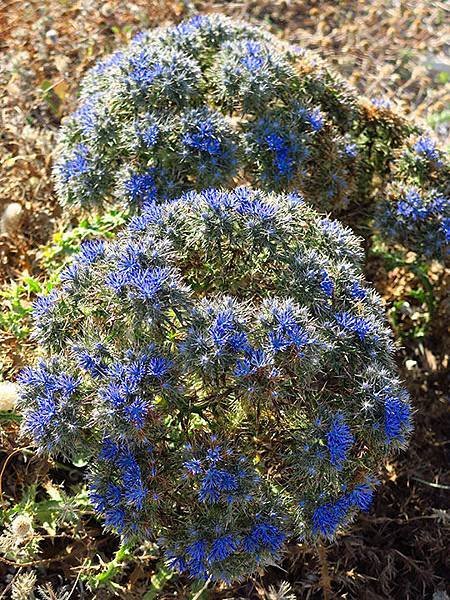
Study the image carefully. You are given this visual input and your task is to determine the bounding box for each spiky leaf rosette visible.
[375,134,450,261]
[54,14,415,214]
[18,188,411,582]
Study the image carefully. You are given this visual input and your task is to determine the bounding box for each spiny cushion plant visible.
[54,13,416,215]
[375,134,449,261]
[18,188,412,583]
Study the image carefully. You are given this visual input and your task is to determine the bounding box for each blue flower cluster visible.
[312,478,376,538]
[413,136,443,166]
[18,360,82,453]
[384,395,412,444]
[166,519,286,582]
[326,414,354,470]
[90,441,155,537]
[123,170,158,206]
[376,186,449,260]
[250,117,309,183]
[334,311,377,344]
[57,144,90,183]
[374,129,449,261]
[54,14,370,212]
[183,442,260,505]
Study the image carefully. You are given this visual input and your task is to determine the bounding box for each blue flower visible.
[240,41,265,71]
[186,539,208,580]
[123,396,148,429]
[237,196,278,222]
[442,218,450,243]
[124,170,157,206]
[268,303,310,352]
[396,188,429,221]
[206,446,221,463]
[384,395,411,443]
[265,132,296,178]
[105,270,129,294]
[73,346,107,378]
[348,482,375,511]
[104,507,126,532]
[118,449,141,476]
[127,50,165,89]
[268,331,290,352]
[349,281,367,300]
[198,467,238,503]
[312,496,350,538]
[413,136,441,163]
[129,267,172,301]
[184,459,203,475]
[78,239,105,265]
[18,362,53,389]
[32,291,58,322]
[141,123,159,146]
[125,358,148,390]
[24,395,56,443]
[298,107,324,132]
[123,480,147,510]
[99,382,126,407]
[320,269,334,298]
[250,118,309,182]
[171,14,208,39]
[128,204,164,232]
[135,117,159,148]
[115,243,145,275]
[59,263,81,288]
[243,522,286,556]
[166,551,187,573]
[99,437,120,462]
[57,144,90,183]
[89,486,107,513]
[105,483,122,505]
[208,309,248,354]
[207,534,239,563]
[183,118,222,155]
[344,143,358,158]
[57,373,81,398]
[235,347,272,377]
[335,312,372,342]
[116,451,148,511]
[147,356,171,378]
[73,95,102,134]
[326,413,354,470]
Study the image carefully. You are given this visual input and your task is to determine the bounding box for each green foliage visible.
[142,562,174,599]
[370,236,437,340]
[40,209,128,271]
[0,209,127,345]
[0,277,54,341]
[83,544,132,589]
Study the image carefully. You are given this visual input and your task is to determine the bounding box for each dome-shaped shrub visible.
[19,188,412,582]
[54,14,415,214]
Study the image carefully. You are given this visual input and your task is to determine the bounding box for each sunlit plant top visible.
[53,14,449,261]
[19,187,412,582]
[54,14,416,214]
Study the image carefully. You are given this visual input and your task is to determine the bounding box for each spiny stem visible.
[317,541,332,600]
